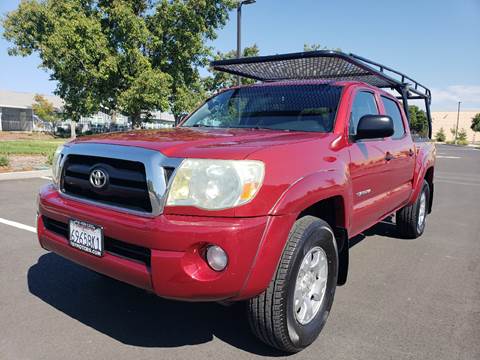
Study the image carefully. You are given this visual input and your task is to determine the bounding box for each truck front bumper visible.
[37,184,292,301]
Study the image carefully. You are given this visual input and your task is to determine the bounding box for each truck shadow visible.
[27,218,408,355]
[27,253,283,357]
[350,216,410,247]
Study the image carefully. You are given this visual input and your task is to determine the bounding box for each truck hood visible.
[70,127,330,159]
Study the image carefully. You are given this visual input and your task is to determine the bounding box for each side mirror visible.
[355,115,394,140]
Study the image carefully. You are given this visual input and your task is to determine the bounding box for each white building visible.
[431,110,480,143]
[0,90,62,131]
[0,89,175,131]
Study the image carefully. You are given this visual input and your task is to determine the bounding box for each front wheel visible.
[247,216,338,353]
[396,180,430,239]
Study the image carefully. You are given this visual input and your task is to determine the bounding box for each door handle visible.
[385,152,394,161]
[408,149,415,157]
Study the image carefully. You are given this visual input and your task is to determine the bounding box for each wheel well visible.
[297,196,345,227]
[425,167,434,213]
[297,196,349,285]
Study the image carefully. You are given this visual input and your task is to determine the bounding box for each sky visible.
[0,0,479,111]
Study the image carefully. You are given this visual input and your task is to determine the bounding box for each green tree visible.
[303,43,342,52]
[408,105,429,137]
[471,113,480,142]
[203,44,260,94]
[434,127,446,142]
[457,128,468,144]
[32,94,58,123]
[146,0,235,121]
[3,0,235,127]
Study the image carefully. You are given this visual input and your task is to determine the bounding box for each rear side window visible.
[381,96,405,139]
[349,91,378,136]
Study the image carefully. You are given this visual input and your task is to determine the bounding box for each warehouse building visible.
[0,89,175,132]
[0,90,62,131]
[431,110,480,143]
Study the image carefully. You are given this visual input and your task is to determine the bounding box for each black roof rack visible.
[212,51,432,138]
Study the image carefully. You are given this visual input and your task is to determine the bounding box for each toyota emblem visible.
[89,168,108,189]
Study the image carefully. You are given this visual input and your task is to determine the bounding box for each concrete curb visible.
[0,169,51,181]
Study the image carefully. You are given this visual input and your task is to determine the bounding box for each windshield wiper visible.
[190,124,215,128]
[230,126,291,132]
[189,124,292,132]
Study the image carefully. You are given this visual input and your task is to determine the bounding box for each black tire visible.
[247,216,338,353]
[396,180,430,239]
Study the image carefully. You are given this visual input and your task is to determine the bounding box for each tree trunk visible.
[131,113,142,129]
[70,120,76,139]
[50,121,57,137]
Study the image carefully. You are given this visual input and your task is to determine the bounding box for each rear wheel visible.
[247,216,338,353]
[396,180,430,239]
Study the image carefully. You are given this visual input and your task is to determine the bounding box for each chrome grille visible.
[57,143,183,216]
[62,155,152,213]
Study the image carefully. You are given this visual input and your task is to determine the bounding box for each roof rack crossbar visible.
[348,53,431,101]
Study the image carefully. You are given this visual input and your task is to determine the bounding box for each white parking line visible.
[0,217,37,233]
[437,155,461,159]
[0,169,51,181]
[436,179,480,187]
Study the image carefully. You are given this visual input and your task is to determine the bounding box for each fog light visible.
[206,245,228,271]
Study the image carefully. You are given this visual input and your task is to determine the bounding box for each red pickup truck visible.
[37,52,435,353]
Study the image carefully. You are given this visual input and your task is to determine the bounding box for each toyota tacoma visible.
[37,51,436,353]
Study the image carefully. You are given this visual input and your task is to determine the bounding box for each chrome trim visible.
[57,143,183,217]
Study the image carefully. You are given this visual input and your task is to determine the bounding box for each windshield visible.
[182,84,343,132]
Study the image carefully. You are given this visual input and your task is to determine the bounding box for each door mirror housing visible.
[355,115,394,140]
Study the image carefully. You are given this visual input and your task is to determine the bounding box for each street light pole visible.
[454,101,461,144]
[237,3,242,86]
[236,0,256,86]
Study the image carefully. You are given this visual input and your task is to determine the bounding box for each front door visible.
[348,90,394,236]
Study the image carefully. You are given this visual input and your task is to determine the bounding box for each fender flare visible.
[408,151,435,206]
[237,171,350,299]
[269,170,350,218]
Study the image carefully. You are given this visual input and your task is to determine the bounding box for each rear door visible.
[348,90,394,235]
[380,96,416,210]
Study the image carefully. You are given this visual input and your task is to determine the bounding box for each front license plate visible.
[69,219,104,257]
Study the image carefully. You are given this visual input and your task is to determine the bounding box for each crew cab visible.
[37,51,435,353]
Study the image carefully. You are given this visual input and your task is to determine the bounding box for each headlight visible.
[166,159,265,210]
[51,145,64,186]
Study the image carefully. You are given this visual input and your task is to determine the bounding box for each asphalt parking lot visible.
[0,144,479,360]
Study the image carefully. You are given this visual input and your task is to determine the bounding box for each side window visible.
[381,96,405,139]
[349,91,378,136]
